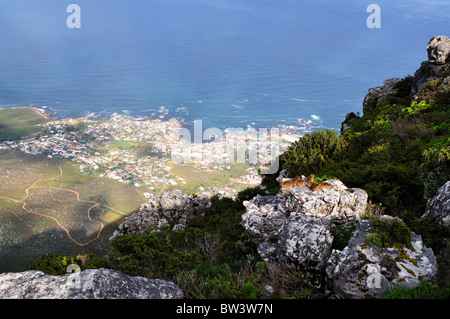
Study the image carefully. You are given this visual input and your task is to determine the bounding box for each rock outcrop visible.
[360,35,450,105]
[111,189,214,239]
[411,35,450,97]
[427,35,450,65]
[326,216,438,299]
[422,181,450,228]
[0,268,184,299]
[242,194,334,272]
[362,78,402,114]
[286,178,367,224]
[241,178,367,274]
[411,61,450,97]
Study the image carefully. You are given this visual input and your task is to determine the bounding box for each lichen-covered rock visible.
[242,194,334,270]
[241,194,289,240]
[277,214,334,271]
[110,189,213,239]
[0,268,184,299]
[326,217,438,299]
[241,179,367,273]
[286,179,368,224]
[422,181,450,228]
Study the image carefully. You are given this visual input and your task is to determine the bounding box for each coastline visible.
[21,106,51,120]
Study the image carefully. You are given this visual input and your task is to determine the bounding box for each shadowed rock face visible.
[427,35,450,65]
[411,35,450,96]
[0,268,184,299]
[422,181,450,228]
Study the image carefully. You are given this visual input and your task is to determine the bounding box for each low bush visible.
[381,280,450,299]
[366,218,412,249]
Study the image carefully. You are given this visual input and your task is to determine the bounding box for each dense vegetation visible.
[280,76,449,221]
[277,74,450,295]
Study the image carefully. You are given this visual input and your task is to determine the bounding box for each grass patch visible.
[0,108,49,141]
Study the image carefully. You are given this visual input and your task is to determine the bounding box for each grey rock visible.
[0,268,183,299]
[286,179,367,224]
[427,35,450,65]
[362,78,401,114]
[411,35,450,96]
[241,178,366,272]
[277,214,334,271]
[276,169,288,183]
[326,217,438,299]
[111,189,213,239]
[422,181,450,228]
[411,60,450,96]
[242,193,334,270]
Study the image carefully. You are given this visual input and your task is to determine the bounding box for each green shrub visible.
[421,143,450,198]
[330,223,358,251]
[236,186,266,204]
[381,281,450,299]
[280,129,347,177]
[107,229,209,278]
[409,216,450,251]
[393,76,413,98]
[29,252,107,275]
[29,252,79,275]
[366,218,412,249]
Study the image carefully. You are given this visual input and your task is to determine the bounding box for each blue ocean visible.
[0,0,448,132]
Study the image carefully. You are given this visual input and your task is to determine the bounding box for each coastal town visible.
[0,111,299,198]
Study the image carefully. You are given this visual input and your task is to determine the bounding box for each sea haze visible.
[0,0,448,132]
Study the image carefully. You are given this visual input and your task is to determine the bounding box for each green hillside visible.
[0,108,50,141]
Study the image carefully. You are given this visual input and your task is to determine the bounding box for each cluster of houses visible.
[0,115,299,198]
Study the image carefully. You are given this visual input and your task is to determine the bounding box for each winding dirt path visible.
[0,166,126,246]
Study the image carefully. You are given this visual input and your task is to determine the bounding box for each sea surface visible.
[0,0,448,133]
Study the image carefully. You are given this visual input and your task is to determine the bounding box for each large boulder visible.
[0,268,184,299]
[422,181,450,228]
[427,35,450,65]
[326,216,438,299]
[242,195,333,271]
[286,178,368,225]
[111,189,213,239]
[241,179,367,274]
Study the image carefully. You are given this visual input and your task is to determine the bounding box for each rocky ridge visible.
[111,189,216,239]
